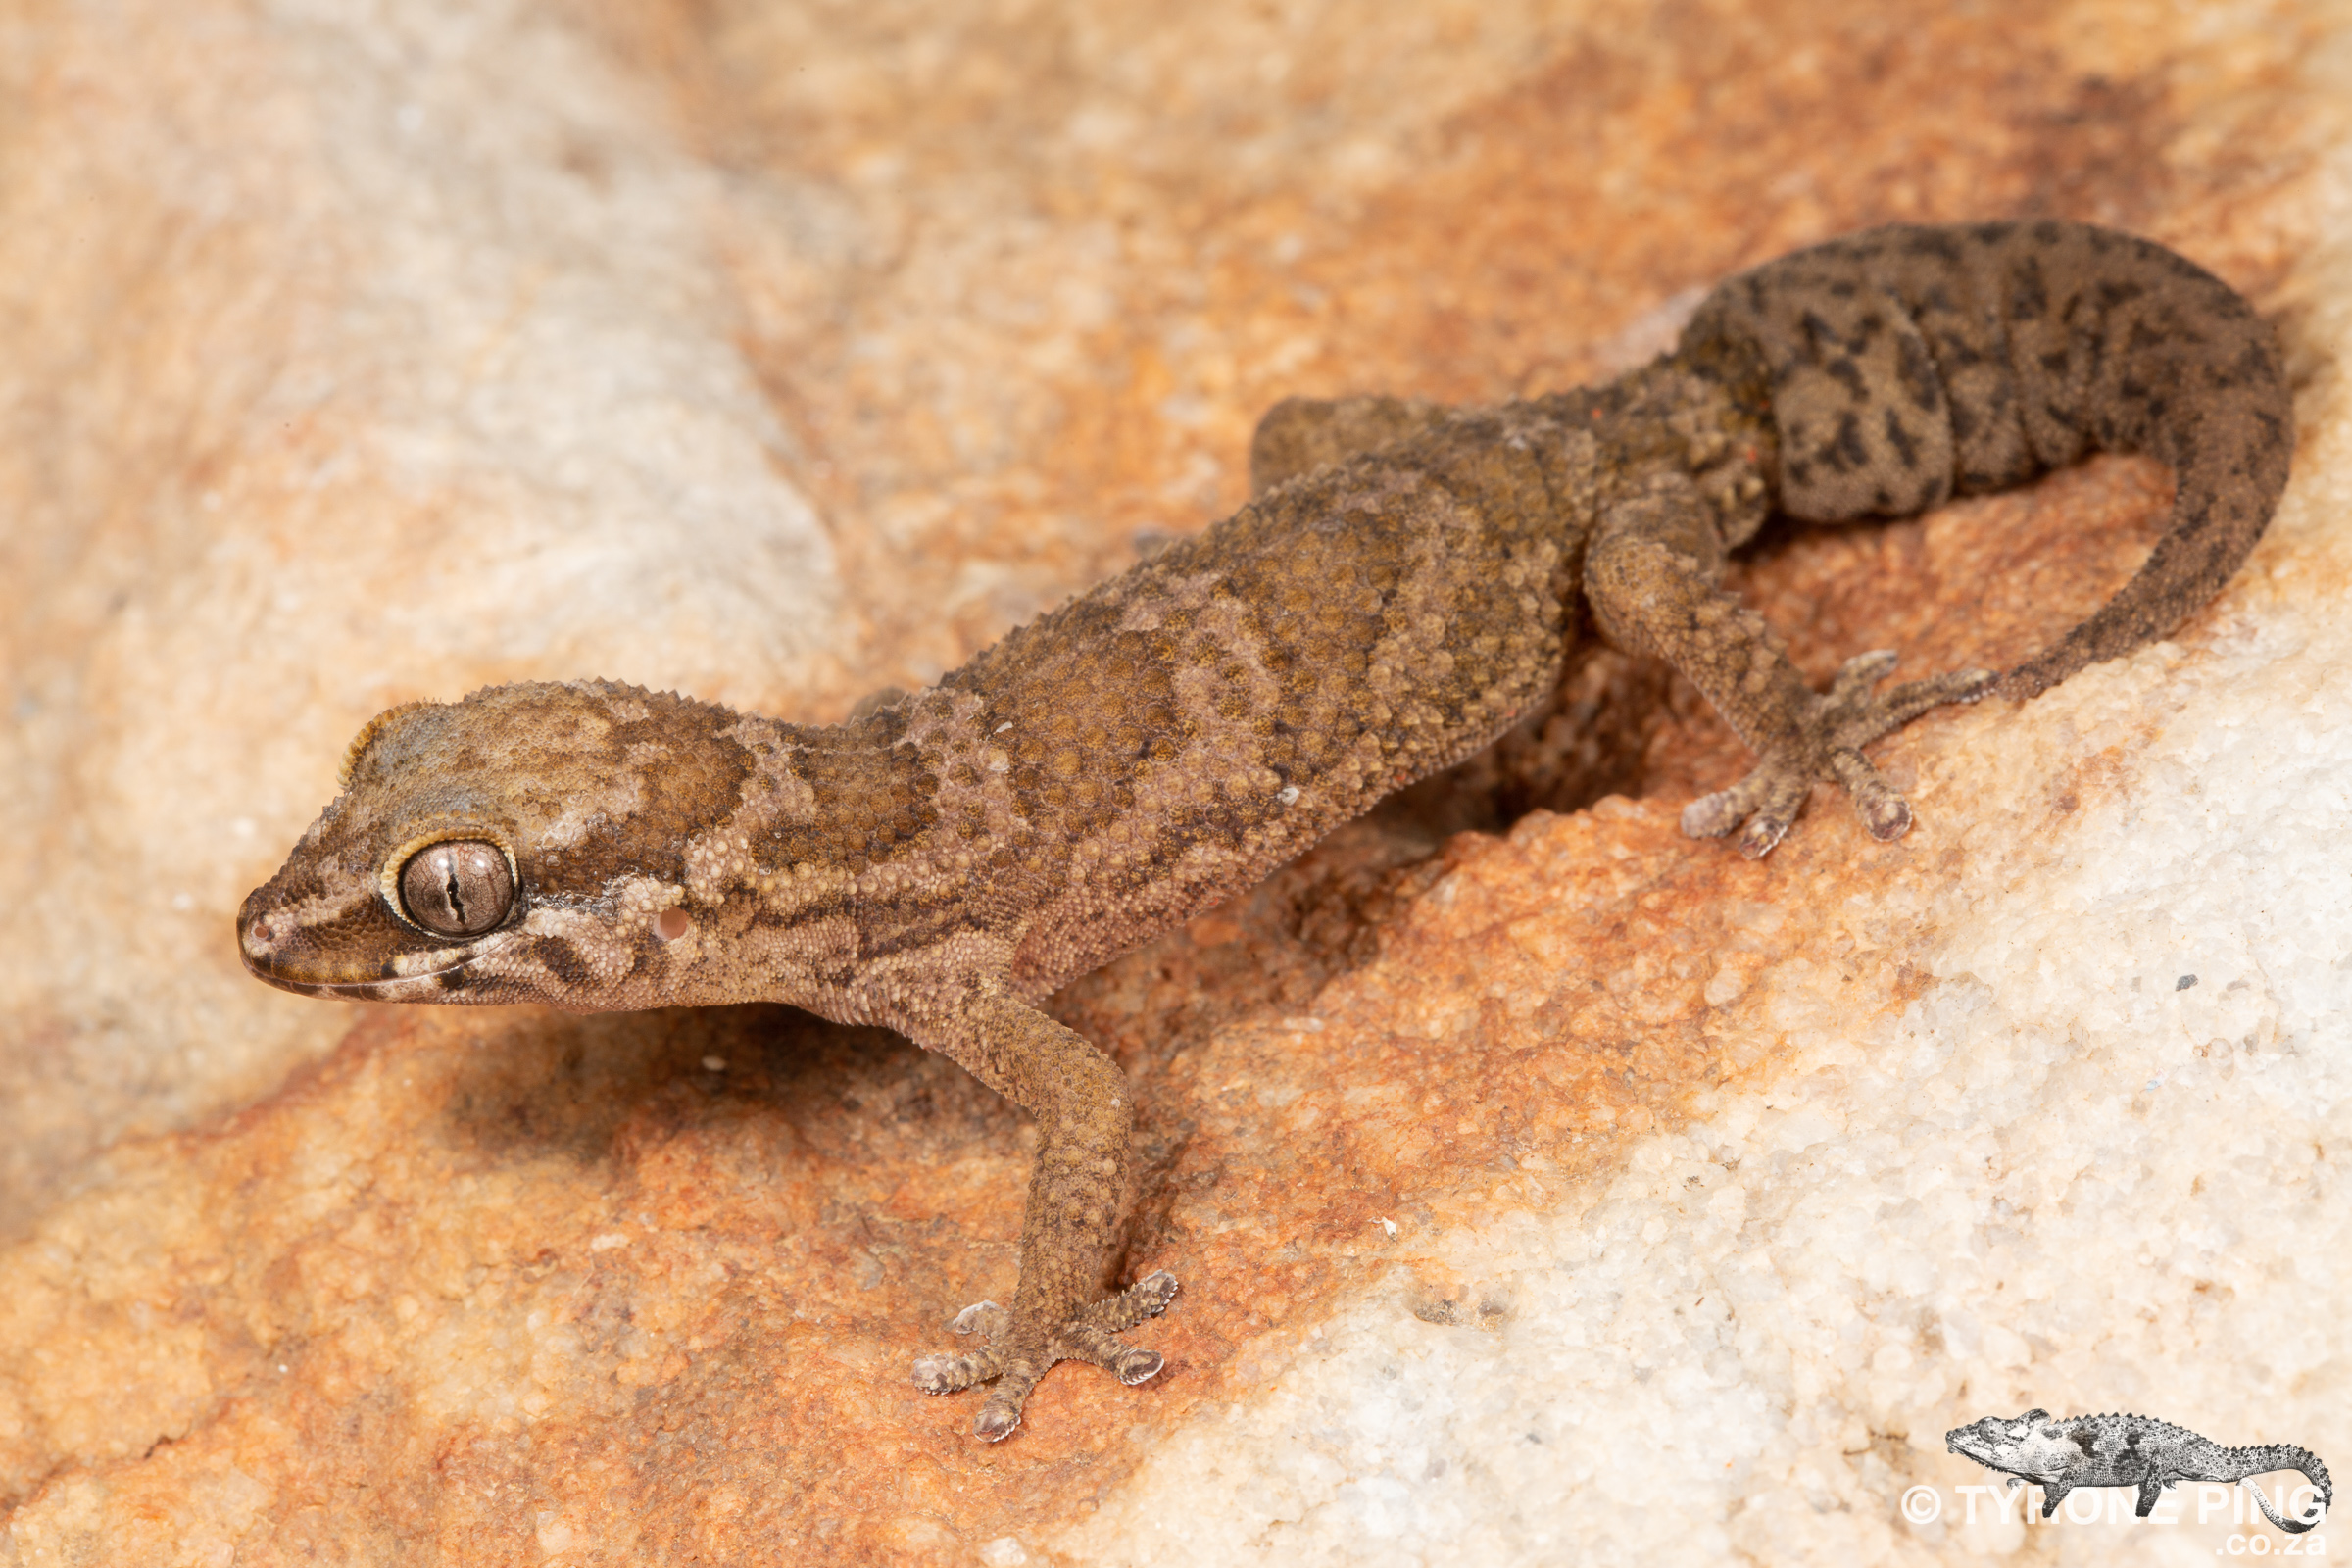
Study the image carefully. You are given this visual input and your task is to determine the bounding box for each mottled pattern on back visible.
[760,705,942,875]
[932,399,1611,991]
[239,221,2295,1442]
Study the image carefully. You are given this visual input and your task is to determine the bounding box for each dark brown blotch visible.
[1895,334,1942,414]
[527,688,759,899]
[534,936,593,987]
[1832,411,1869,469]
[1882,409,1920,471]
[2010,259,2050,319]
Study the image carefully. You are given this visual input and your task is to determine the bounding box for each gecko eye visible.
[398,840,514,937]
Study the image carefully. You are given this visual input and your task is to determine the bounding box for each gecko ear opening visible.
[382,833,519,937]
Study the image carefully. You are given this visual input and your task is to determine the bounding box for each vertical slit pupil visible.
[400,839,513,936]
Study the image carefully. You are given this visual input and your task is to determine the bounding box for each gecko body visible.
[240,221,2292,1440]
[1947,1409,2330,1531]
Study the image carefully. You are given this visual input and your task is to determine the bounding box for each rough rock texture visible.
[3,1,2348,1564]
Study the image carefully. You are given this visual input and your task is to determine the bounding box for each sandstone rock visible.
[3,0,2346,1563]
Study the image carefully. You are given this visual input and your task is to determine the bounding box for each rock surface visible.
[3,0,2348,1563]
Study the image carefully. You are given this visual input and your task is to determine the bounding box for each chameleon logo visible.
[1946,1408,2329,1533]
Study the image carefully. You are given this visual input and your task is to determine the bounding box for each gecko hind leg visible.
[1681,651,1994,858]
[1585,479,1994,858]
[910,1271,1181,1442]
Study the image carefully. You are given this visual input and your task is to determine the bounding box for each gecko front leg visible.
[902,989,1178,1440]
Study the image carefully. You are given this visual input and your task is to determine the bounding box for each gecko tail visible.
[1993,229,2294,699]
[1677,220,2294,703]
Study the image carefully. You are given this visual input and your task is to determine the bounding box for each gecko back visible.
[1679,220,2293,695]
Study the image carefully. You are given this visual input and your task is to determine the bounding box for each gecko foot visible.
[1681,651,1993,858]
[909,1270,1180,1442]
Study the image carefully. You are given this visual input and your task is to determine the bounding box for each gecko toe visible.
[1735,811,1791,859]
[1682,765,1805,857]
[1827,648,1901,700]
[971,1350,1049,1441]
[1736,769,1812,858]
[1683,772,1776,842]
[912,1345,1004,1395]
[950,1298,1009,1338]
[1681,789,1743,840]
[1821,651,1984,727]
[914,1299,1016,1393]
[1857,792,1913,841]
[1055,1321,1170,1386]
[1826,748,1912,841]
[1078,1269,1180,1332]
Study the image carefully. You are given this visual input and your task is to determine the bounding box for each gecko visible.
[239,220,2293,1442]
[1948,1409,2330,1532]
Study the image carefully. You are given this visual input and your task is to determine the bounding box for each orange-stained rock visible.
[4,0,2350,1563]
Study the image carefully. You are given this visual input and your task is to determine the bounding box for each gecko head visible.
[237,679,775,1009]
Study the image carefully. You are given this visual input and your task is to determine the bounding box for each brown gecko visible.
[238,221,2291,1441]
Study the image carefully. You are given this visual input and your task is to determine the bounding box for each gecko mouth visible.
[237,901,503,999]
